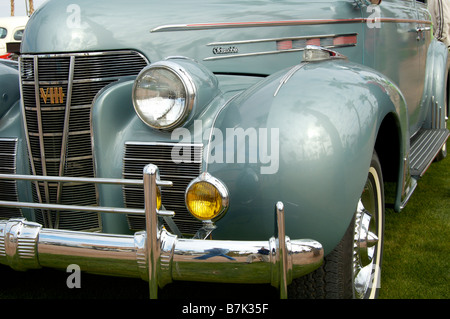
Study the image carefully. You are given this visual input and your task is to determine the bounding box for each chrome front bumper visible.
[0,164,323,299]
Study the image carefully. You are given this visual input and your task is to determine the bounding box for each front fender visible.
[0,61,20,119]
[208,59,407,254]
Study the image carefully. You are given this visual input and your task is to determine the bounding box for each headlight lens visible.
[133,62,195,130]
[185,173,229,221]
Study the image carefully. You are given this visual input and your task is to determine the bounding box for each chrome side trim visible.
[150,18,431,33]
[204,33,357,61]
[204,48,305,61]
[206,33,357,46]
[274,62,307,97]
[150,19,366,32]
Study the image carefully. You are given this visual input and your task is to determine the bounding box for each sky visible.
[0,0,47,18]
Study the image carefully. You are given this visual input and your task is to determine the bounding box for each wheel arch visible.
[374,112,402,194]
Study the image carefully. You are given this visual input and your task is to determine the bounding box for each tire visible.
[288,151,385,299]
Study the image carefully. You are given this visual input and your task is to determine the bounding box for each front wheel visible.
[289,151,385,299]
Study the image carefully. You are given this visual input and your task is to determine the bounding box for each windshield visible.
[0,28,7,39]
[13,29,24,41]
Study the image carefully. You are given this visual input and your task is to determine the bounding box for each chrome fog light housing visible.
[132,61,196,130]
[185,172,229,221]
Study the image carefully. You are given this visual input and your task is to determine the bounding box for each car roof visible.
[0,16,29,29]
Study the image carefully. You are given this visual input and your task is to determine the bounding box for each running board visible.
[410,128,449,177]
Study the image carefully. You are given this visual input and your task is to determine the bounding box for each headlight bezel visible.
[132,60,196,130]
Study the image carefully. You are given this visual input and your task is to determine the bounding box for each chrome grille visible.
[20,51,148,231]
[0,138,22,219]
[123,142,203,235]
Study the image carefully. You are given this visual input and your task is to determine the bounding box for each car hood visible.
[22,0,363,75]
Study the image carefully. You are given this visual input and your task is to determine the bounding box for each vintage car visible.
[0,0,448,299]
[0,16,29,59]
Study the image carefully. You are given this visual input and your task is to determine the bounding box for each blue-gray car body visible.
[0,0,448,299]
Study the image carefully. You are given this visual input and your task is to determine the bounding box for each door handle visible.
[416,27,431,33]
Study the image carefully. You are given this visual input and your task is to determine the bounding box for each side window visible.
[13,29,24,41]
[0,27,7,39]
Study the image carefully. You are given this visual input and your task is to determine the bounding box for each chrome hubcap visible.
[353,167,382,299]
[355,201,379,267]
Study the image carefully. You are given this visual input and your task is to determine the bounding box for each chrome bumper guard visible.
[0,165,323,299]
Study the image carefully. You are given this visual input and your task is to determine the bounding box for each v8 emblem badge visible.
[40,87,65,104]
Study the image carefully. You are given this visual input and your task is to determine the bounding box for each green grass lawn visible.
[0,146,448,299]
[379,144,449,299]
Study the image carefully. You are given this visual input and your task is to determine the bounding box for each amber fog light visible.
[156,186,162,210]
[185,173,229,221]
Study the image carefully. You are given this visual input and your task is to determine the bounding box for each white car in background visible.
[0,16,29,57]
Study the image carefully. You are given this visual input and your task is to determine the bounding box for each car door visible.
[364,0,426,136]
[414,0,433,131]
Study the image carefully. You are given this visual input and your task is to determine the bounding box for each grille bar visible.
[20,51,148,231]
[123,142,203,235]
[55,56,75,225]
[0,138,22,219]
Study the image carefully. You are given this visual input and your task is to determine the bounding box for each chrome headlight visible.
[132,61,196,130]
